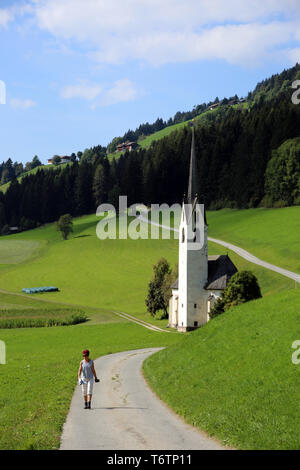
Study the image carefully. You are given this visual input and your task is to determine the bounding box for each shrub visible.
[210,270,262,317]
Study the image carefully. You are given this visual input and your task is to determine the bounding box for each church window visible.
[194,304,197,308]
[181,228,185,243]
[194,321,198,327]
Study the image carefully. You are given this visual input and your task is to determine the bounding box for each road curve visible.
[60,348,224,450]
[137,215,300,284]
[208,237,300,284]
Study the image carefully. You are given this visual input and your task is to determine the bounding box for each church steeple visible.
[187,123,197,204]
[186,122,207,225]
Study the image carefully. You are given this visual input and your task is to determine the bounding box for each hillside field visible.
[107,102,249,160]
[144,289,300,449]
[207,206,300,274]
[0,209,296,321]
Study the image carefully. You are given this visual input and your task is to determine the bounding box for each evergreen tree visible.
[57,214,73,240]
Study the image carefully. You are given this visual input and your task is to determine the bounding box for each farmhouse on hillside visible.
[168,124,238,332]
[48,156,72,165]
[116,141,138,153]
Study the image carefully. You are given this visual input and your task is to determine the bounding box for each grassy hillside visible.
[0,163,71,193]
[144,288,300,449]
[0,209,294,324]
[107,102,249,160]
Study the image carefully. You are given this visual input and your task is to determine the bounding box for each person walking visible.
[78,349,99,409]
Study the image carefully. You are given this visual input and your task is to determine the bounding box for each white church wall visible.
[177,205,208,331]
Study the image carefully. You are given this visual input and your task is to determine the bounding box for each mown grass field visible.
[0,240,42,264]
[143,289,300,450]
[0,322,180,449]
[0,215,178,323]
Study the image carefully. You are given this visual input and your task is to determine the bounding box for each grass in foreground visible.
[143,289,300,450]
[0,322,180,450]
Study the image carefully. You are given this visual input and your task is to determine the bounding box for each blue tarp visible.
[22,286,59,294]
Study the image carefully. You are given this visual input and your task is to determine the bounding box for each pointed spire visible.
[186,122,207,225]
[187,123,197,203]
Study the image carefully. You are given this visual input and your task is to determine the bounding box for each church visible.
[168,124,238,332]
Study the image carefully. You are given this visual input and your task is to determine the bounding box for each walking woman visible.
[78,349,99,409]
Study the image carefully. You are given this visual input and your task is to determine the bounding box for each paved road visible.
[208,237,300,284]
[60,348,223,450]
[138,215,300,284]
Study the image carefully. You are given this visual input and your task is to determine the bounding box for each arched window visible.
[182,228,185,243]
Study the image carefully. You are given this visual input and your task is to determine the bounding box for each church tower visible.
[177,124,208,331]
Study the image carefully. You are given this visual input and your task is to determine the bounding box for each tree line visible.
[1,67,300,233]
[0,155,42,185]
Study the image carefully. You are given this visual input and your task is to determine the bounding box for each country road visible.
[60,348,224,450]
[137,215,300,284]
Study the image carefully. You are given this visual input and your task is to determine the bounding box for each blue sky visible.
[0,0,300,164]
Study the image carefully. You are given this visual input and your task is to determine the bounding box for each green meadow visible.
[207,207,300,273]
[0,206,299,449]
[0,323,179,450]
[144,289,300,449]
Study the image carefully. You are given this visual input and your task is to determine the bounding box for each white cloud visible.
[6,0,300,66]
[98,79,138,107]
[0,8,14,28]
[10,98,36,109]
[288,48,300,65]
[61,81,102,100]
[61,78,137,107]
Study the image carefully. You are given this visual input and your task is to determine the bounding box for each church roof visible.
[205,255,238,290]
[170,255,238,291]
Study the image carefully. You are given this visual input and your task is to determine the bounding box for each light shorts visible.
[81,378,94,396]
